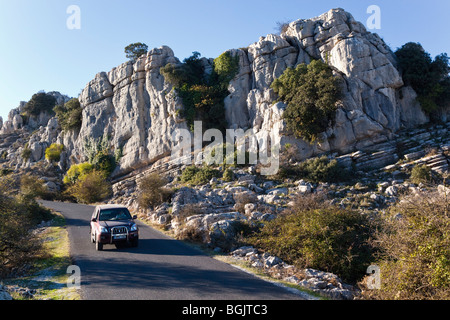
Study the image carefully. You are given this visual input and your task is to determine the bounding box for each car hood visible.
[99,220,133,228]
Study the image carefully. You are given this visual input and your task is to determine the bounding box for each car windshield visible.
[99,208,132,221]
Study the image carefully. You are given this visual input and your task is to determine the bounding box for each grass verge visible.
[2,211,81,300]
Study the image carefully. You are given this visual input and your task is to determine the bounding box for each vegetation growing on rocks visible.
[124,42,148,63]
[161,51,239,133]
[83,134,117,177]
[137,173,173,210]
[275,154,348,183]
[44,144,64,162]
[63,162,93,185]
[180,165,221,185]
[410,163,433,184]
[271,60,342,142]
[361,190,450,300]
[65,170,111,204]
[23,92,57,117]
[0,175,53,278]
[247,196,378,284]
[395,42,450,116]
[53,98,82,132]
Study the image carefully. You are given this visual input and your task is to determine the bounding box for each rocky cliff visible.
[72,8,429,177]
[0,8,436,176]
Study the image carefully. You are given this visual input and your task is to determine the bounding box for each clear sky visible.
[0,0,449,121]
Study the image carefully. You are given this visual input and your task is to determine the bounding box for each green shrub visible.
[271,60,341,142]
[362,191,450,300]
[20,174,48,200]
[137,173,173,209]
[23,92,57,116]
[0,177,53,277]
[66,171,111,204]
[63,162,94,185]
[410,164,433,184]
[180,165,220,185]
[53,98,82,131]
[248,205,377,284]
[92,152,116,176]
[214,51,240,84]
[298,155,346,183]
[45,143,64,162]
[161,51,239,133]
[395,42,450,115]
[222,168,235,182]
[82,134,117,177]
[176,83,228,132]
[180,165,199,183]
[21,147,32,161]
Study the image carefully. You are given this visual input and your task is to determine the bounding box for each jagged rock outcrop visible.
[71,46,188,175]
[0,92,70,168]
[61,8,430,177]
[0,8,442,177]
[0,92,70,136]
[237,8,428,158]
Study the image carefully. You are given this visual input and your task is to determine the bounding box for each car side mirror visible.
[132,215,137,220]
[91,218,97,222]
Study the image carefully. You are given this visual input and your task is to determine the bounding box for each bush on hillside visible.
[45,143,64,162]
[410,163,433,184]
[0,177,53,277]
[180,165,220,185]
[65,171,111,204]
[63,162,94,185]
[361,191,450,299]
[53,98,82,131]
[161,51,239,133]
[21,147,32,161]
[298,155,346,183]
[137,173,173,209]
[23,92,57,116]
[275,155,347,183]
[271,60,341,142]
[82,134,117,177]
[395,42,450,115]
[20,174,48,200]
[91,151,116,177]
[247,195,378,284]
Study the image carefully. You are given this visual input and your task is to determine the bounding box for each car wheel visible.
[96,239,103,251]
[131,238,139,248]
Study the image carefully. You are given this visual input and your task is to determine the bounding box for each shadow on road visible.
[78,255,289,299]
[99,238,205,257]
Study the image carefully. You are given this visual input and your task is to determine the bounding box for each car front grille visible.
[112,227,127,234]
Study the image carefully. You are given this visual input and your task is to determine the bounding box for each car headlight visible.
[100,227,109,233]
[130,224,138,232]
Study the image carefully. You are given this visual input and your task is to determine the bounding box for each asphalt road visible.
[40,200,304,300]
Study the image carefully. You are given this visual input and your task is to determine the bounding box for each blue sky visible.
[0,0,449,120]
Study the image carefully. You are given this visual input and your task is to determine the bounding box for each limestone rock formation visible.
[72,46,188,176]
[0,8,442,177]
[68,8,431,177]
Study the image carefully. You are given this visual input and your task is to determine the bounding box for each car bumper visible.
[97,231,139,244]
